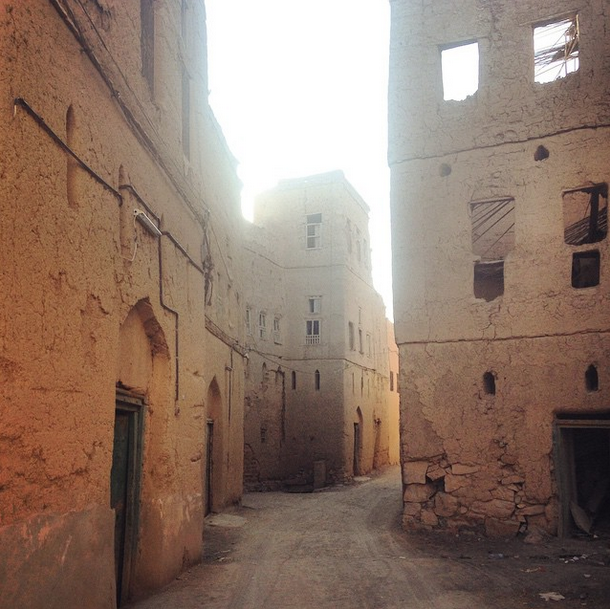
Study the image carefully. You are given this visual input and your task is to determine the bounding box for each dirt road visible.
[129,467,610,609]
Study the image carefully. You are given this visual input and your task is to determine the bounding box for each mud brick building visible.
[389,0,610,537]
[242,172,399,489]
[0,1,245,606]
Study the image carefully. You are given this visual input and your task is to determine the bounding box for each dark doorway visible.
[111,392,144,606]
[556,418,610,538]
[353,423,361,476]
[205,420,214,516]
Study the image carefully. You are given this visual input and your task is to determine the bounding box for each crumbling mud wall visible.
[0,1,243,607]
[389,0,610,536]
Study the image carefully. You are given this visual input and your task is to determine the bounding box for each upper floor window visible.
[563,183,608,245]
[141,0,155,93]
[306,213,322,249]
[259,312,266,339]
[308,296,321,314]
[534,15,579,83]
[366,333,372,357]
[441,41,479,101]
[348,322,355,350]
[273,317,282,344]
[245,307,252,335]
[306,320,320,345]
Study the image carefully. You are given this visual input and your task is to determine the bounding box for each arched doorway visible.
[205,378,223,514]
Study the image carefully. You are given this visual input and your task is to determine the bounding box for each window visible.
[306,320,320,344]
[441,41,479,101]
[259,312,266,339]
[563,184,608,246]
[245,307,252,334]
[471,197,515,301]
[348,322,355,350]
[291,370,297,390]
[366,333,372,357]
[585,365,599,392]
[358,329,363,353]
[141,0,155,93]
[306,213,322,249]
[358,307,362,325]
[308,297,321,314]
[273,317,281,344]
[534,15,579,83]
[314,370,321,391]
[390,371,394,392]
[572,251,600,288]
[182,69,190,158]
[483,371,496,395]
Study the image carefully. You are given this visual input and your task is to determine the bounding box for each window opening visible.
[390,371,394,392]
[483,371,496,395]
[563,184,608,246]
[366,333,372,357]
[471,197,514,301]
[182,69,190,158]
[534,15,579,83]
[245,307,252,335]
[140,0,155,93]
[441,41,479,101]
[348,322,355,350]
[314,370,321,391]
[572,251,600,289]
[306,213,322,249]
[308,297,321,314]
[586,365,599,392]
[358,329,363,354]
[273,317,281,344]
[306,320,320,344]
[291,370,297,390]
[258,312,266,339]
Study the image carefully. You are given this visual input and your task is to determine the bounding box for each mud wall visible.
[0,1,243,606]
[389,0,610,536]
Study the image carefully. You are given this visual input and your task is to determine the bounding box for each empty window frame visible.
[572,251,600,289]
[306,320,320,345]
[534,15,579,84]
[273,317,281,344]
[441,41,479,101]
[308,296,321,314]
[306,213,322,249]
[258,312,266,339]
[471,197,515,301]
[563,184,608,246]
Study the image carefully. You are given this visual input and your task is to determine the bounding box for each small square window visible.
[474,261,504,301]
[534,15,579,83]
[441,41,479,101]
[572,251,600,288]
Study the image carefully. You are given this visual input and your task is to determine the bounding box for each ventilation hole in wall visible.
[585,364,599,392]
[534,145,549,161]
[439,163,452,177]
[483,371,496,395]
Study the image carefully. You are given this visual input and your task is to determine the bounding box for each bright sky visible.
[205,0,393,318]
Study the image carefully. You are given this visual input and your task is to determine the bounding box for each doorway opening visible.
[206,419,214,516]
[111,390,144,607]
[556,416,610,538]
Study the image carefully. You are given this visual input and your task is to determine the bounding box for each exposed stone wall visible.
[0,1,243,606]
[390,0,610,537]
